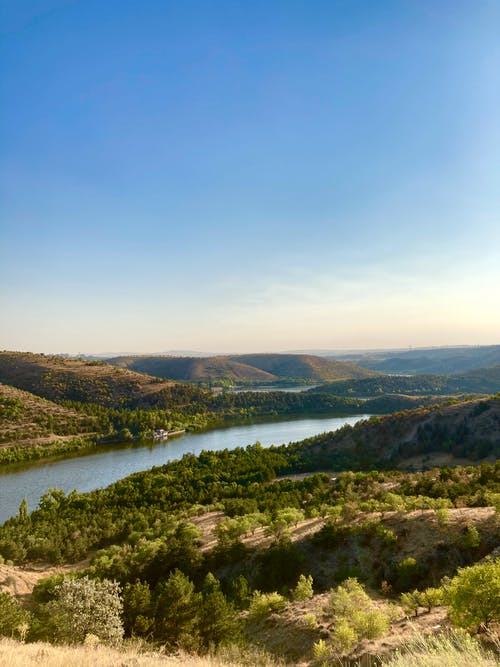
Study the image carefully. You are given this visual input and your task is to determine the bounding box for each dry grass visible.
[0,639,283,667]
[380,630,500,666]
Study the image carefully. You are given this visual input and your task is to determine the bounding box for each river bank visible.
[0,413,371,523]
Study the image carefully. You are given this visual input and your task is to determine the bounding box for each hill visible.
[231,353,378,381]
[0,352,209,410]
[107,355,277,382]
[311,364,500,397]
[107,353,378,384]
[0,383,99,446]
[336,344,500,375]
[296,396,500,470]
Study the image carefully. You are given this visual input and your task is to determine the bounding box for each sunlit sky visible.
[1,0,499,355]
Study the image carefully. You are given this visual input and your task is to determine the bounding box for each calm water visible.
[0,413,370,523]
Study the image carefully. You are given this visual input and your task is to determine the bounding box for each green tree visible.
[199,573,241,650]
[0,592,31,639]
[445,559,500,630]
[293,574,314,601]
[153,569,201,650]
[122,579,153,637]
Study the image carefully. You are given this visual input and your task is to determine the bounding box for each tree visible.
[0,592,31,639]
[43,576,123,644]
[445,559,500,630]
[122,579,153,637]
[199,573,241,649]
[293,574,314,601]
[153,569,201,650]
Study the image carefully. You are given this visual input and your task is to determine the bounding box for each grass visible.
[0,639,283,667]
[380,630,500,667]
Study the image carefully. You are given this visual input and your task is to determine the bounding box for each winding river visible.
[0,413,370,523]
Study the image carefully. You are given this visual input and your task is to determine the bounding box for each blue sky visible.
[1,0,499,354]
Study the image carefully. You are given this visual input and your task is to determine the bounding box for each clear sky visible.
[1,0,499,354]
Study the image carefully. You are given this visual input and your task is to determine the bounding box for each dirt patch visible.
[0,559,90,600]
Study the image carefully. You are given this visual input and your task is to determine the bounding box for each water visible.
[0,413,370,523]
[230,385,319,393]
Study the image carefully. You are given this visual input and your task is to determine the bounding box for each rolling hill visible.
[107,355,277,382]
[336,344,500,375]
[296,396,500,470]
[231,353,378,381]
[0,352,209,410]
[107,353,377,383]
[311,364,500,397]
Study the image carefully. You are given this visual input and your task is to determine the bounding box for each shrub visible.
[352,608,389,639]
[394,557,420,592]
[248,591,287,618]
[42,576,123,645]
[326,578,391,653]
[293,574,314,601]
[400,587,443,616]
[312,638,332,662]
[328,578,370,616]
[0,592,31,639]
[444,558,500,629]
[332,618,357,653]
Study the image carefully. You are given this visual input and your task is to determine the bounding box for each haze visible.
[1,1,499,354]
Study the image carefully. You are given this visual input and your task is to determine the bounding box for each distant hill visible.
[231,353,377,381]
[0,352,209,409]
[107,353,377,383]
[299,396,500,469]
[311,364,500,397]
[0,382,99,445]
[108,355,277,382]
[335,344,500,375]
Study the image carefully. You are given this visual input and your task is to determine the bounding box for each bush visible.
[293,574,314,601]
[42,576,123,645]
[248,591,287,618]
[0,592,31,639]
[400,587,443,616]
[444,558,500,629]
[393,557,420,592]
[325,579,391,653]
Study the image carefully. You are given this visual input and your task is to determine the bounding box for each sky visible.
[1,0,499,354]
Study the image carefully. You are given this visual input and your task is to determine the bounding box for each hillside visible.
[337,344,500,375]
[296,396,500,470]
[0,383,99,445]
[107,353,376,384]
[312,364,500,397]
[231,353,378,381]
[0,352,209,410]
[107,355,277,382]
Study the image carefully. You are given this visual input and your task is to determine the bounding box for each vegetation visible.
[311,365,500,397]
[0,351,499,665]
[108,352,377,384]
[444,559,500,630]
[34,576,123,645]
[380,629,500,667]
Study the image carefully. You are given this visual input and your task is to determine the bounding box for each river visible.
[0,413,370,523]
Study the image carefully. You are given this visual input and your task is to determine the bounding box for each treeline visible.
[311,372,500,397]
[62,391,370,441]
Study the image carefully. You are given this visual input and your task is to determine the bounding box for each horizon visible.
[1,1,499,352]
[3,342,500,359]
